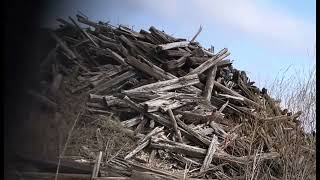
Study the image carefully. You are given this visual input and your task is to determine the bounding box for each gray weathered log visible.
[157,41,190,51]
[123,74,199,94]
[121,116,143,128]
[92,71,136,94]
[150,138,279,164]
[203,65,217,102]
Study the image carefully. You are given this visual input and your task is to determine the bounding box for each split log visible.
[200,135,218,172]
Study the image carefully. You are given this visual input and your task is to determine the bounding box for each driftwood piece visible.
[122,96,171,127]
[86,102,106,109]
[203,65,217,102]
[104,96,127,107]
[124,140,149,160]
[138,126,164,144]
[142,98,185,113]
[134,116,148,135]
[200,135,219,172]
[50,32,77,59]
[121,116,143,128]
[190,25,203,42]
[92,71,136,94]
[164,54,190,70]
[69,17,100,48]
[213,81,262,109]
[123,74,199,93]
[102,48,127,65]
[125,56,201,94]
[188,48,230,75]
[150,138,279,164]
[167,109,183,142]
[165,50,191,57]
[157,41,190,51]
[175,116,211,146]
[149,26,176,43]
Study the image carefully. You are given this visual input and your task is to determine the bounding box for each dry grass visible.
[267,65,316,133]
[251,64,317,180]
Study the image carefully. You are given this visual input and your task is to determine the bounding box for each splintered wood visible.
[30,14,313,180]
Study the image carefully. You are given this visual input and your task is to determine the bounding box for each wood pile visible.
[20,15,315,179]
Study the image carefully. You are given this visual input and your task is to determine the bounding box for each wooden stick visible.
[200,135,218,172]
[124,140,149,160]
[93,151,103,178]
[190,25,203,42]
[213,81,262,109]
[188,48,230,75]
[138,126,164,144]
[203,65,217,101]
[175,116,211,146]
[69,16,100,48]
[167,109,182,142]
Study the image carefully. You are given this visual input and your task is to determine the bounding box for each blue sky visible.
[42,0,316,88]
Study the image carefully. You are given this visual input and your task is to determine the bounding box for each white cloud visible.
[133,0,315,56]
